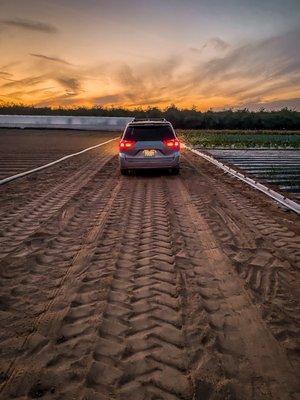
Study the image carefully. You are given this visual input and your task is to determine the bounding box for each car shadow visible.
[124,169,178,178]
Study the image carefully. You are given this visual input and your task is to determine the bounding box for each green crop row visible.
[178,130,300,148]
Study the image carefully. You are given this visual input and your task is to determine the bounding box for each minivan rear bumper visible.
[119,152,180,169]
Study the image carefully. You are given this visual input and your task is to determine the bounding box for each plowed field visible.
[0,130,299,400]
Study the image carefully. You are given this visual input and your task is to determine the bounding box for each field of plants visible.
[179,130,300,148]
[207,149,300,200]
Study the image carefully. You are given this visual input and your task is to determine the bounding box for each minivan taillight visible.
[163,139,180,150]
[119,140,136,151]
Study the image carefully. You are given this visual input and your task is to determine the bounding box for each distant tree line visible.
[0,103,299,130]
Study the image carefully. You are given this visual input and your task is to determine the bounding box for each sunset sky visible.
[0,0,299,110]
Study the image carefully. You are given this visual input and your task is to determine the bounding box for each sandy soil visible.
[0,129,118,179]
[0,132,299,400]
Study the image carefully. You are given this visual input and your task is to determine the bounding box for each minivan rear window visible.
[124,125,175,141]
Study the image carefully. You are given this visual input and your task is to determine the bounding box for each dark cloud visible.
[36,92,85,107]
[28,54,81,94]
[115,64,143,90]
[189,47,201,53]
[1,75,45,89]
[0,71,13,77]
[93,94,126,105]
[190,37,230,54]
[126,96,173,108]
[93,92,171,108]
[207,37,230,51]
[1,86,55,99]
[56,76,81,94]
[1,18,58,34]
[0,61,20,70]
[30,53,73,65]
[112,57,180,94]
[104,57,181,107]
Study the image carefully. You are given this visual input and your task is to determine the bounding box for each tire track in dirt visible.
[166,175,299,400]
[0,153,96,225]
[0,155,118,265]
[0,174,113,340]
[184,151,300,266]
[0,146,114,259]
[0,148,110,230]
[1,149,299,400]
[82,178,190,400]
[0,140,116,229]
[0,161,122,398]
[47,177,137,399]
[181,152,300,373]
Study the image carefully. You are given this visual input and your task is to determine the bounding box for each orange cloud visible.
[0,30,299,110]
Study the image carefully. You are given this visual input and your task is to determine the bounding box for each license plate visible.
[143,149,156,157]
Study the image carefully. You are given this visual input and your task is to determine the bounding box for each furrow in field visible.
[1,143,299,400]
[0,156,118,265]
[166,174,299,400]
[182,151,300,372]
[0,148,114,259]
[0,138,117,228]
[0,162,122,398]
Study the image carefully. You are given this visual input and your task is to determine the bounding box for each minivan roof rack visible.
[132,118,167,122]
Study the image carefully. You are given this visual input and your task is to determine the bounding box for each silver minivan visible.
[119,118,180,175]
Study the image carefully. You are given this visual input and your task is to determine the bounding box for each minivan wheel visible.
[120,169,129,175]
[171,167,180,175]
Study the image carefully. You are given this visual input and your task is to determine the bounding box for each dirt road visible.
[0,137,299,400]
